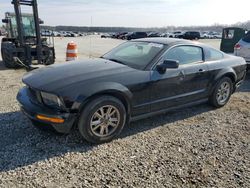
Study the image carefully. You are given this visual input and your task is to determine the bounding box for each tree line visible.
[40,20,250,33]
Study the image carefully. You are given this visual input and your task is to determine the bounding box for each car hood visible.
[23,58,134,92]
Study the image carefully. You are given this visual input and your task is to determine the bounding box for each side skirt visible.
[130,98,208,122]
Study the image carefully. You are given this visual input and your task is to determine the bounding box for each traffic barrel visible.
[66,41,78,61]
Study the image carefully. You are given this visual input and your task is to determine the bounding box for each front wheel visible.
[209,77,233,108]
[78,96,126,144]
[1,42,21,68]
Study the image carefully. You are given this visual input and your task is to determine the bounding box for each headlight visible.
[41,92,64,108]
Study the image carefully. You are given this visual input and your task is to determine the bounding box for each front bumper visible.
[17,87,76,134]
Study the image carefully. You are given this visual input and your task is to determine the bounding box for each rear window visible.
[242,33,250,43]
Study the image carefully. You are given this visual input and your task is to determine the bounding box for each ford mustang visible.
[17,38,247,143]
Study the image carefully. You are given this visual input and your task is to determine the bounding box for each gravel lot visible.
[0,36,249,187]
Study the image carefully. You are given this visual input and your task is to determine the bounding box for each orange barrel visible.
[66,41,78,61]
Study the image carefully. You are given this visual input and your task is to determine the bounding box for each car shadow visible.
[0,103,214,173]
[0,111,96,172]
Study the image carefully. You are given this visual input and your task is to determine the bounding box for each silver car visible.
[234,31,250,69]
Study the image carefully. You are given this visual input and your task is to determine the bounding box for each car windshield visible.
[102,41,164,69]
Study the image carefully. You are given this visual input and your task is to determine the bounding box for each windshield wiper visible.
[103,58,126,65]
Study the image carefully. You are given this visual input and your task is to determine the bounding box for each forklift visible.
[1,0,55,69]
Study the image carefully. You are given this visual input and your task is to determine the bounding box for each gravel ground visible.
[0,37,249,187]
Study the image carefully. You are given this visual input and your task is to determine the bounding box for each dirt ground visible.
[0,36,249,187]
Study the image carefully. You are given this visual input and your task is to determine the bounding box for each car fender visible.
[209,67,237,94]
[71,82,133,113]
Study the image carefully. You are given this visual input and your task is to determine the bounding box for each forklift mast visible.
[12,0,42,64]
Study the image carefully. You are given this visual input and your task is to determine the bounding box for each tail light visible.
[234,43,241,50]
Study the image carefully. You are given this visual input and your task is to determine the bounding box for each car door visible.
[150,45,210,112]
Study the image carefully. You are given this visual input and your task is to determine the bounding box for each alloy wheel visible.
[216,81,231,105]
[90,105,121,137]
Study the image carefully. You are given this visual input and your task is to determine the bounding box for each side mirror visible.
[2,19,9,23]
[156,59,179,74]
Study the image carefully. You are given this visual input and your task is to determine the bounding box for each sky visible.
[0,0,249,27]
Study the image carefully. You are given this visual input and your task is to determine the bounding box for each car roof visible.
[133,37,197,46]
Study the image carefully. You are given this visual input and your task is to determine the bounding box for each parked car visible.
[67,32,78,37]
[17,38,247,143]
[169,31,183,38]
[160,33,170,37]
[207,32,222,39]
[41,30,53,36]
[117,32,128,40]
[58,31,68,37]
[147,32,161,38]
[111,33,119,38]
[200,31,209,39]
[125,32,147,40]
[51,31,61,37]
[101,33,111,38]
[178,31,201,40]
[234,31,250,69]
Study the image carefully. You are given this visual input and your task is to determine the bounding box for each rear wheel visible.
[42,46,55,65]
[78,96,126,144]
[210,77,233,108]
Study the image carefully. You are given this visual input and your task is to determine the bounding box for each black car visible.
[179,31,201,40]
[17,38,247,143]
[125,32,147,40]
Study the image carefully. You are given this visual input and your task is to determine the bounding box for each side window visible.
[164,46,203,65]
[205,48,224,61]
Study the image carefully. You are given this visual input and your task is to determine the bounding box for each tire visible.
[1,42,20,68]
[78,96,126,144]
[209,77,233,108]
[43,46,55,65]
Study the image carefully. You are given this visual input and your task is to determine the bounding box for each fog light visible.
[36,114,65,123]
